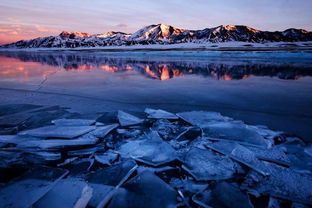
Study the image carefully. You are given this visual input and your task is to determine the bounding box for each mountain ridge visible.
[1,23,312,48]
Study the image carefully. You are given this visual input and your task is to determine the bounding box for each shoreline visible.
[1,41,312,52]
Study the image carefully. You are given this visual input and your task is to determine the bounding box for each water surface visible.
[0,51,311,142]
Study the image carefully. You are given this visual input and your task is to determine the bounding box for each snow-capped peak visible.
[130,23,185,40]
[59,31,90,39]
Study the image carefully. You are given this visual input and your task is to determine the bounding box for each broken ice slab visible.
[206,142,270,176]
[86,160,137,207]
[193,182,253,208]
[108,170,178,208]
[117,110,144,126]
[0,104,41,117]
[51,118,96,126]
[17,133,99,150]
[86,160,137,186]
[144,108,178,119]
[94,150,119,166]
[152,119,185,140]
[117,131,177,166]
[203,122,268,147]
[0,113,31,127]
[67,146,104,157]
[33,178,92,208]
[91,124,119,138]
[243,163,312,205]
[304,145,312,157]
[182,147,237,181]
[0,150,23,168]
[175,126,202,141]
[247,146,291,166]
[0,166,68,208]
[23,150,62,164]
[19,125,95,138]
[177,111,231,127]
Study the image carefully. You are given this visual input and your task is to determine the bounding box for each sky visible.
[0,0,311,44]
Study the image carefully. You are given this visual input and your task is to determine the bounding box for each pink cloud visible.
[116,23,128,28]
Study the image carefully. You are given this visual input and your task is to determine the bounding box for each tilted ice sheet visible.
[193,182,253,208]
[33,178,92,208]
[117,131,177,166]
[18,125,95,138]
[242,163,312,205]
[177,111,231,127]
[0,167,68,208]
[182,147,238,181]
[108,170,178,208]
[203,122,268,147]
[144,108,178,120]
[51,118,96,126]
[117,110,144,126]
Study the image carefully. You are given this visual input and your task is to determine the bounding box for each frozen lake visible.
[0,50,311,142]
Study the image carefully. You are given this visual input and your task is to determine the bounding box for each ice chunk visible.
[206,142,270,176]
[86,160,137,207]
[19,125,95,138]
[176,127,201,141]
[243,163,312,205]
[247,146,290,166]
[33,178,92,208]
[17,133,99,150]
[108,170,177,208]
[51,118,96,126]
[145,108,178,119]
[117,131,176,166]
[193,182,253,208]
[86,160,137,186]
[182,147,237,181]
[177,111,231,127]
[117,110,144,126]
[67,146,103,157]
[0,167,68,208]
[91,124,118,138]
[152,119,184,140]
[94,150,119,165]
[0,113,31,127]
[203,122,268,147]
[304,145,312,157]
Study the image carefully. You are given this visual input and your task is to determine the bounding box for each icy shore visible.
[0,104,311,208]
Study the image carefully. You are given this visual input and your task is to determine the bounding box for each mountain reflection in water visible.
[1,51,312,81]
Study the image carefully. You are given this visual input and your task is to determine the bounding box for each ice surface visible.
[117,110,144,126]
[182,147,237,181]
[117,131,176,166]
[203,122,268,147]
[243,163,312,205]
[19,125,95,138]
[0,167,68,208]
[33,178,92,208]
[193,182,253,208]
[108,170,177,208]
[177,111,231,127]
[51,118,96,126]
[144,108,178,119]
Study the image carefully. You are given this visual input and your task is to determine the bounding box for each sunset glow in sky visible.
[0,0,311,44]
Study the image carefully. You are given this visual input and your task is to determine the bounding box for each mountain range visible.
[1,24,312,48]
